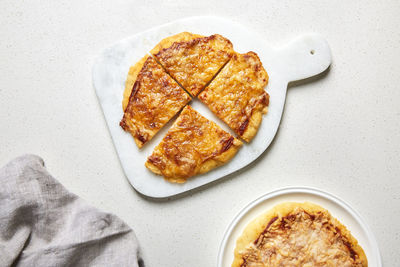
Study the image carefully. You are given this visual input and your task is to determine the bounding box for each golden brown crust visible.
[150,32,205,55]
[153,34,234,96]
[233,202,368,267]
[122,55,149,111]
[145,105,242,183]
[120,57,191,148]
[198,51,269,142]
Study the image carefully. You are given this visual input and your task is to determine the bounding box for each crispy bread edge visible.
[147,137,242,184]
[240,100,269,142]
[150,32,205,55]
[122,55,149,111]
[197,138,242,176]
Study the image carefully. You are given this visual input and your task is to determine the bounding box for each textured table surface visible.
[1,1,399,266]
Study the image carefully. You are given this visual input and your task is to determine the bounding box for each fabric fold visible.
[0,154,141,267]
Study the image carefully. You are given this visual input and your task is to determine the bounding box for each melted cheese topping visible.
[153,34,234,96]
[120,57,191,148]
[239,209,365,267]
[145,106,242,183]
[198,52,269,142]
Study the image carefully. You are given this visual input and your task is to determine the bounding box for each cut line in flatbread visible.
[122,32,204,110]
[198,51,269,142]
[153,34,234,96]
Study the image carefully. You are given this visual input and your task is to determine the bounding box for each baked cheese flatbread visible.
[233,202,368,267]
[198,51,269,142]
[145,105,242,183]
[153,34,234,96]
[120,56,191,148]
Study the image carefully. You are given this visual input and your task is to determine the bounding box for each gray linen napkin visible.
[0,154,142,267]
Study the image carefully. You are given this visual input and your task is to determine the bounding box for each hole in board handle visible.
[310,49,315,55]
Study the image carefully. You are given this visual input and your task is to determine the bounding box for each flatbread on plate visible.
[233,202,368,267]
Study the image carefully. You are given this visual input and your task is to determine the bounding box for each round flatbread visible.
[233,202,367,267]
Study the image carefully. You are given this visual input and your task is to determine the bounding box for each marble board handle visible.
[273,34,332,83]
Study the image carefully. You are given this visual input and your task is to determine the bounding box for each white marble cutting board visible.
[92,16,332,198]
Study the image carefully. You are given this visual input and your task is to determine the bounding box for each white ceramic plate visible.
[93,16,332,198]
[218,187,381,267]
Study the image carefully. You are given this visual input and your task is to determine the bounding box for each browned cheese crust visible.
[120,57,191,148]
[233,202,368,267]
[153,34,234,96]
[145,105,242,183]
[198,51,269,142]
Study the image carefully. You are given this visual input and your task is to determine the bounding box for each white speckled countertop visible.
[1,1,399,266]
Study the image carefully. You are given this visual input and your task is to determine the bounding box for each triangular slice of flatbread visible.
[120,57,191,148]
[145,105,242,183]
[198,51,269,142]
